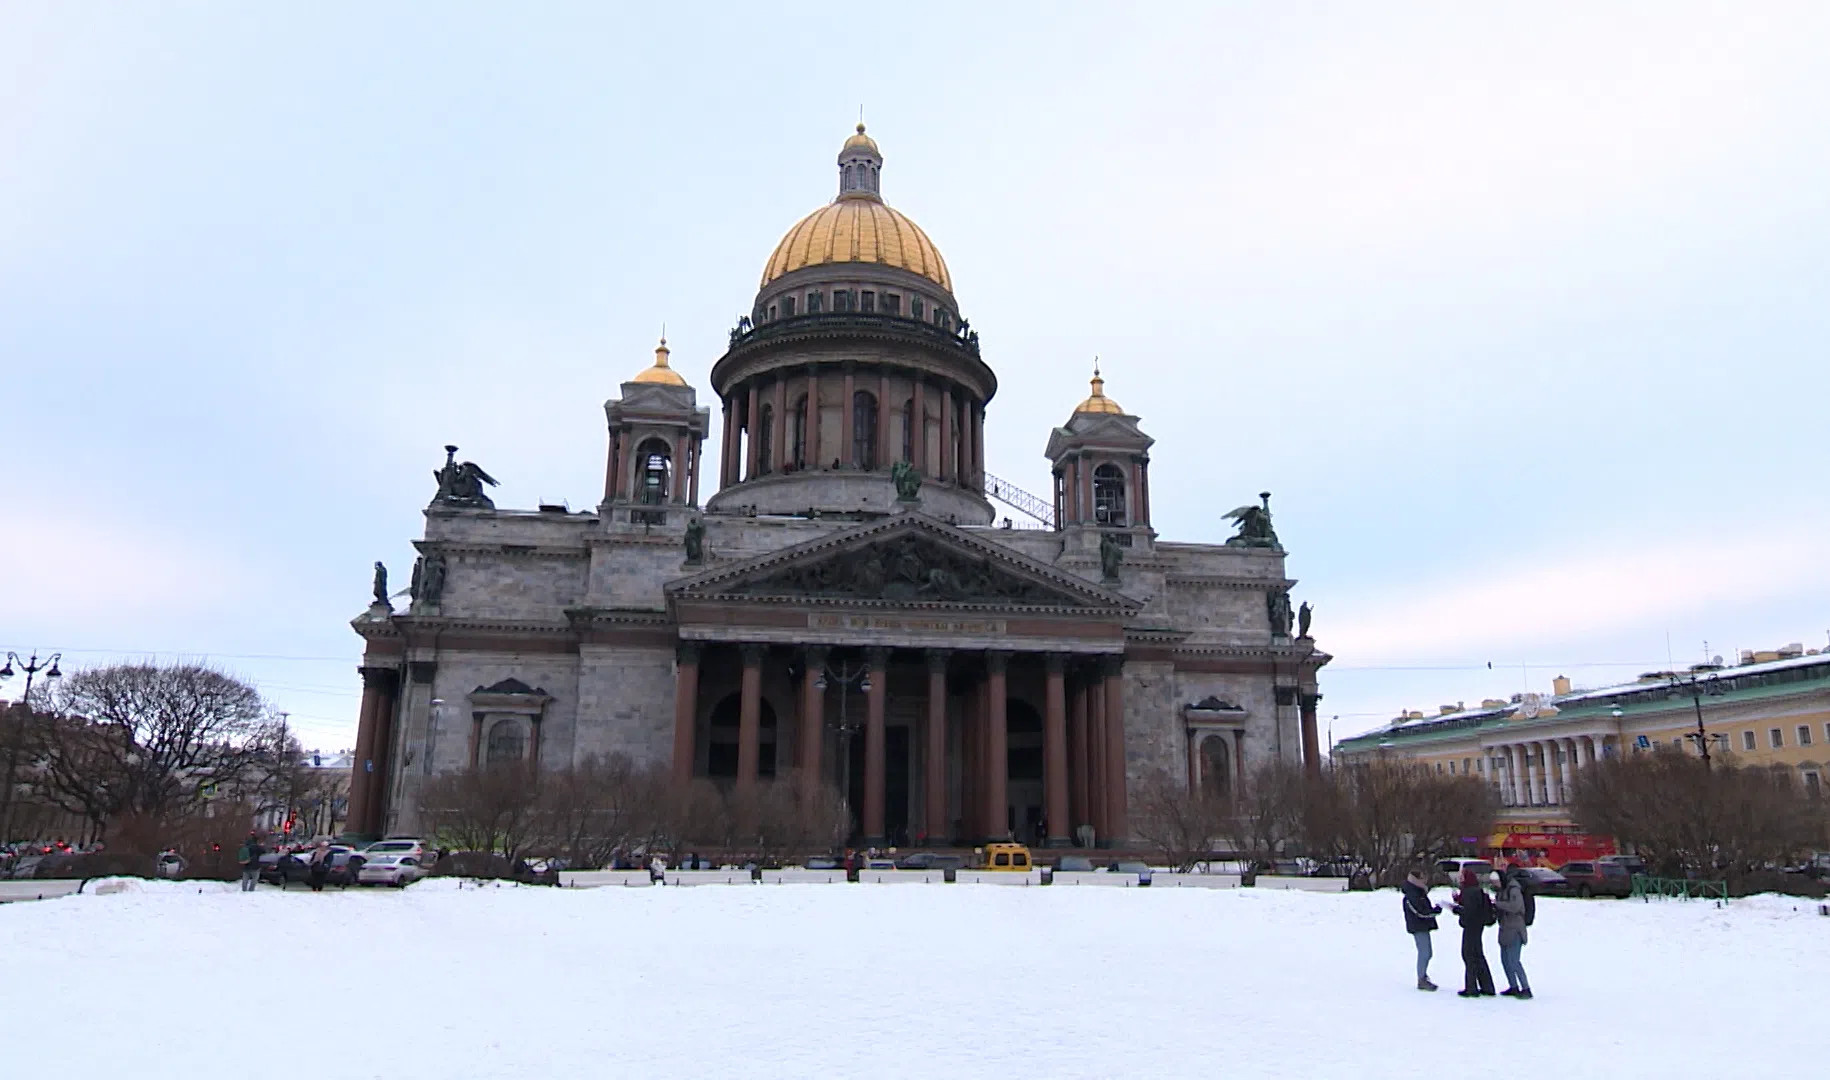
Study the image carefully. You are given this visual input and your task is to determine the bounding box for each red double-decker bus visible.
[1483,822,1616,867]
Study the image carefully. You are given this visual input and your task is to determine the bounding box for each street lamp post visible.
[813,657,871,831]
[1668,674,1725,770]
[0,652,63,843]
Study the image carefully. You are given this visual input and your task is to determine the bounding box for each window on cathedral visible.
[781,296,796,317]
[833,290,853,312]
[807,291,824,313]
[635,437,672,504]
[910,296,925,320]
[1200,735,1231,799]
[790,394,807,468]
[758,404,774,474]
[767,304,776,321]
[1093,463,1128,526]
[861,291,875,313]
[853,391,878,470]
[486,718,528,766]
[883,293,901,315]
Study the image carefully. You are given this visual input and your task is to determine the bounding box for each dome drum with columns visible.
[345,124,1330,854]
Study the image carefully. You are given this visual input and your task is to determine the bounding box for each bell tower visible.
[1046,363,1154,535]
[601,337,712,525]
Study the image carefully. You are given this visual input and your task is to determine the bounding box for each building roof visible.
[1336,650,1830,752]
[630,337,688,386]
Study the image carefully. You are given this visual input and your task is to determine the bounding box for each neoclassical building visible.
[347,125,1330,847]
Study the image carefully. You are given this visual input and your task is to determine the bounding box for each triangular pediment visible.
[670,514,1136,612]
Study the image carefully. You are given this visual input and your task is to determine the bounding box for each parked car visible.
[897,852,965,871]
[1054,855,1097,873]
[1598,854,1647,879]
[803,856,842,871]
[1106,859,1153,885]
[325,851,366,886]
[8,855,45,879]
[1556,860,1633,898]
[1518,866,1572,897]
[258,853,311,888]
[363,838,434,863]
[1433,858,1494,886]
[982,843,1033,871]
[357,853,427,887]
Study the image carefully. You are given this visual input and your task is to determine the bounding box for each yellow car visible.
[981,843,1033,871]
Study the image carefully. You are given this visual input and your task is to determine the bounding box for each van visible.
[982,843,1033,871]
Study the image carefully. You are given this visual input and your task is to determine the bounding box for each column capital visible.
[1044,652,1067,675]
[926,649,951,674]
[803,644,830,667]
[865,646,890,668]
[1098,653,1125,677]
[357,666,400,690]
[676,641,702,665]
[984,650,1010,675]
[739,643,766,666]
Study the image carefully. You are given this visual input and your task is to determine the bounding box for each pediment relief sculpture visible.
[728,534,1082,607]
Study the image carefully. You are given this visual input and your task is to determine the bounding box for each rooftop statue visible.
[1099,531,1124,582]
[1267,588,1294,637]
[371,561,389,608]
[684,517,706,564]
[431,445,499,509]
[891,460,922,502]
[1298,600,1313,638]
[1224,491,1282,550]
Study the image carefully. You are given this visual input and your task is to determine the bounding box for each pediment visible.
[670,514,1136,612]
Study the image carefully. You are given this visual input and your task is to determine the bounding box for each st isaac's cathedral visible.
[347,125,1330,848]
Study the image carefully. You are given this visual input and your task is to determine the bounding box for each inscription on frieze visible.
[809,613,1008,635]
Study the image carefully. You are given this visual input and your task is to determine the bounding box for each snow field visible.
[3,879,1824,1079]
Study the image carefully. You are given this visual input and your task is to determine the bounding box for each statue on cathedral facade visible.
[1099,531,1124,582]
[891,460,922,502]
[431,445,498,509]
[1224,491,1282,550]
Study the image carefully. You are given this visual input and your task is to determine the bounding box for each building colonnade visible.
[1485,732,1618,809]
[671,641,1128,846]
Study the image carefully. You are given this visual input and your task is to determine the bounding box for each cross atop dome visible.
[1075,358,1124,415]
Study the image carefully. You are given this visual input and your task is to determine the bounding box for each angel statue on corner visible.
[431,444,499,509]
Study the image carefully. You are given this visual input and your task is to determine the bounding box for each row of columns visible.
[1056,453,1151,528]
[605,428,701,506]
[1489,733,1609,808]
[717,367,986,490]
[670,642,1128,846]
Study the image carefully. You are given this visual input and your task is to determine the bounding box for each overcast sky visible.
[5,4,1828,751]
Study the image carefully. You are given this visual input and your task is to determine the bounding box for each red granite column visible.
[1087,667,1108,841]
[862,647,888,844]
[1130,459,1145,525]
[939,384,954,482]
[671,642,701,786]
[721,400,737,486]
[1068,675,1089,837]
[687,437,701,507]
[347,669,383,836]
[360,668,401,836]
[736,644,763,787]
[960,674,980,838]
[604,431,621,503]
[925,650,949,845]
[970,401,985,491]
[841,368,856,467]
[878,371,892,470]
[912,380,927,474]
[674,432,690,504]
[1301,692,1323,779]
[1043,654,1069,847]
[800,647,827,780]
[1080,456,1095,525]
[985,651,1010,840]
[772,377,788,476]
[1102,656,1129,843]
[1138,458,1151,526]
[806,366,822,469]
[1065,459,1081,524]
[744,382,761,480]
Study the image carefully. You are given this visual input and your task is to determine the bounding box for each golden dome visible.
[759,125,952,293]
[1074,364,1124,415]
[631,336,687,386]
[842,122,879,155]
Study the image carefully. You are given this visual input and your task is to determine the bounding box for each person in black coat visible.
[1401,867,1442,991]
[1450,868,1497,997]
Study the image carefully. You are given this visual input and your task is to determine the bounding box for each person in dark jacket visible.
[237,832,264,893]
[1494,866,1533,999]
[1450,868,1496,997]
[1401,867,1441,991]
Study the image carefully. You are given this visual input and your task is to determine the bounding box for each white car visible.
[363,838,431,860]
[356,853,427,887]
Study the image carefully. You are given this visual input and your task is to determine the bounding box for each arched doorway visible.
[705,693,779,780]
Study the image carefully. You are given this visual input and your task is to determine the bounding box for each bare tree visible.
[46,663,276,826]
[534,754,670,868]
[417,764,543,863]
[1228,760,1307,869]
[1131,768,1233,871]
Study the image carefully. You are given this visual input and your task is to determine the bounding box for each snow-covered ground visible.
[4,878,1824,1079]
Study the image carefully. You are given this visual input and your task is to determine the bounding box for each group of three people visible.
[1402,863,1534,999]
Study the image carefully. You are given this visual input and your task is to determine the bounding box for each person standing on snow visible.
[237,832,264,892]
[1450,867,1496,997]
[1494,866,1534,999]
[1401,867,1442,991]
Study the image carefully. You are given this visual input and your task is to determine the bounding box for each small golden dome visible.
[631,336,688,386]
[761,197,952,292]
[1074,363,1124,415]
[842,122,880,155]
